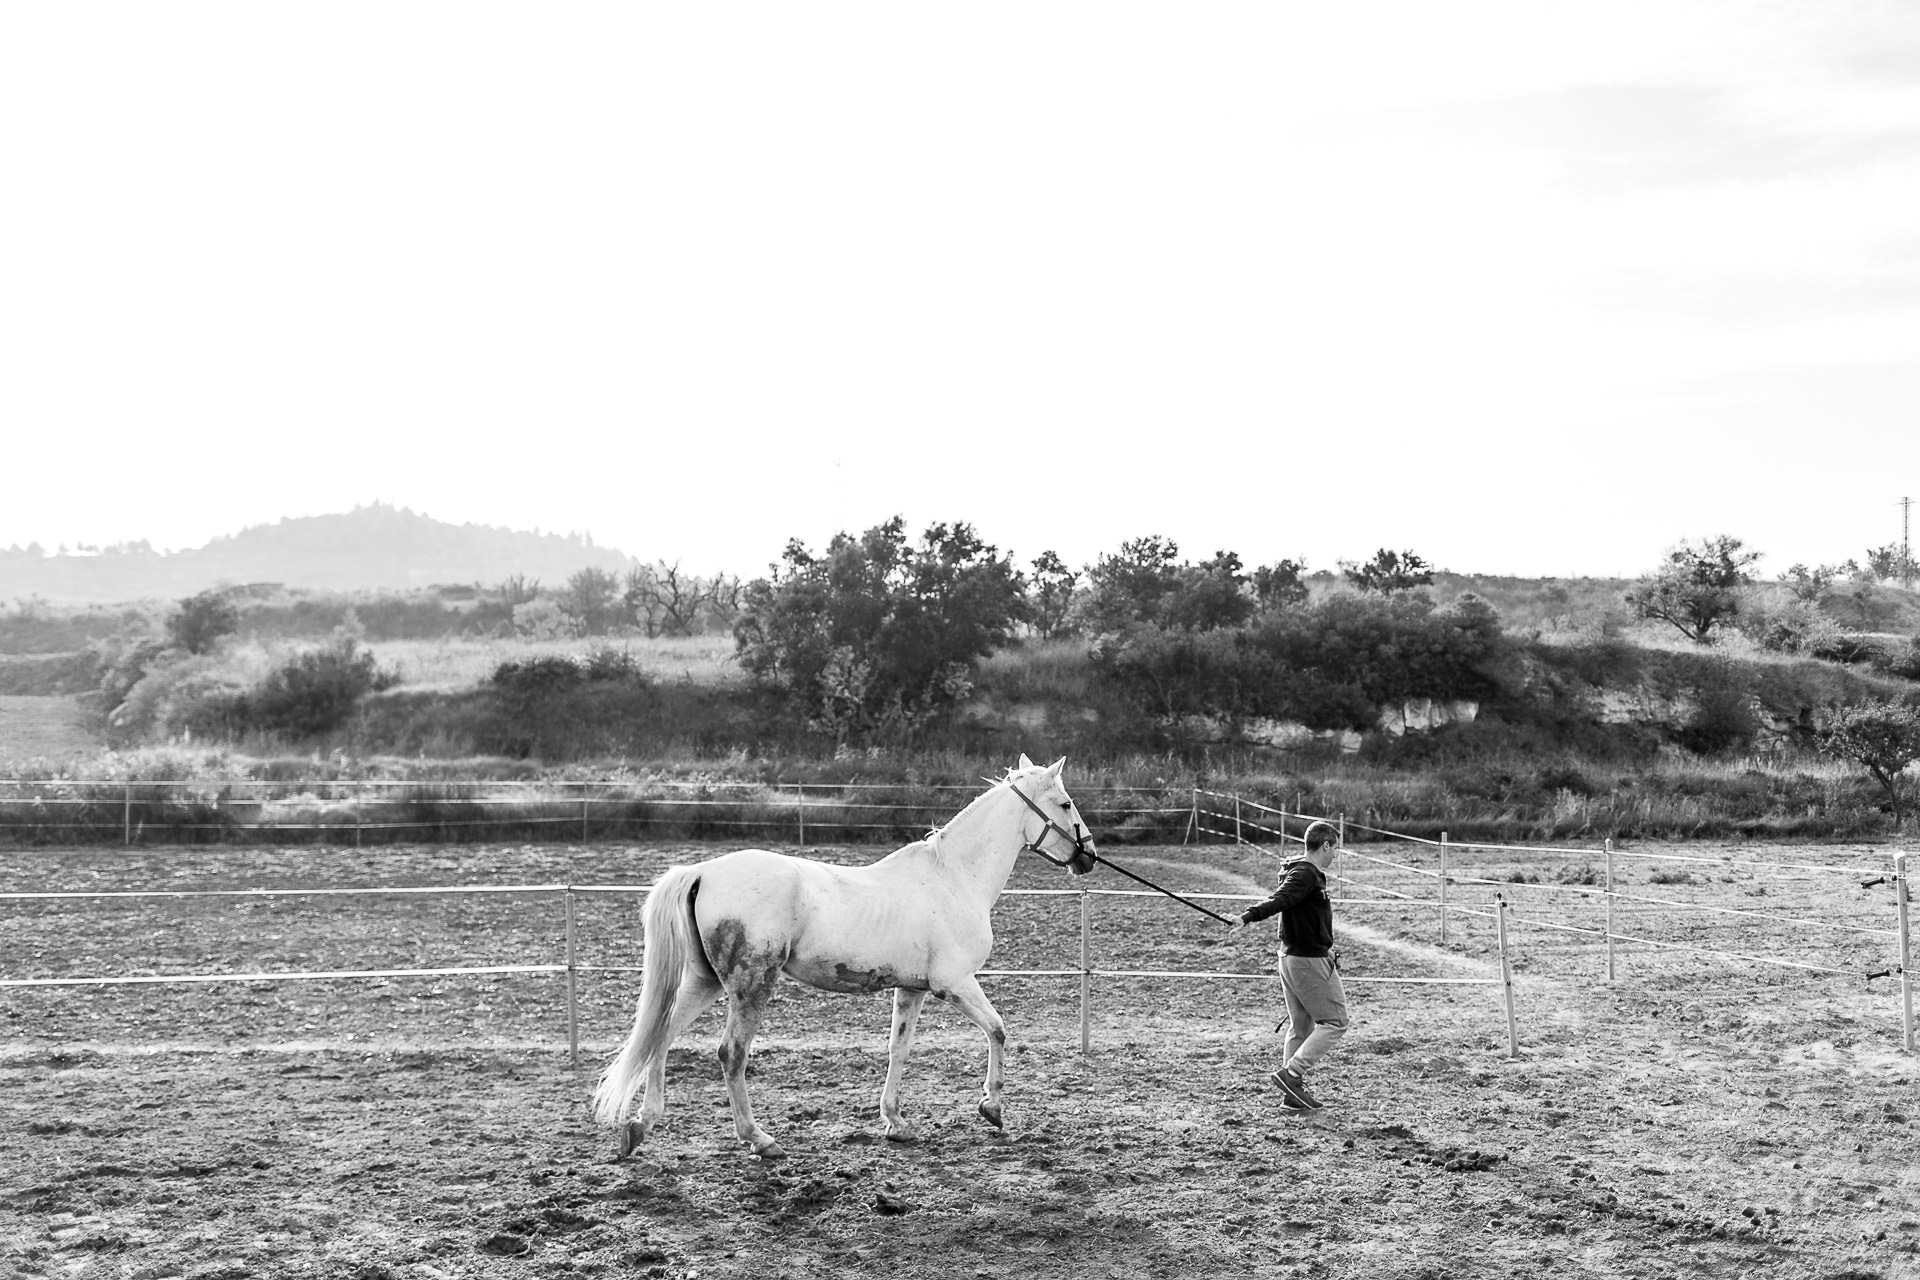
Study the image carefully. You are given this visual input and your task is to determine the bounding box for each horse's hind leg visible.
[623,972,722,1157]
[879,987,930,1141]
[717,968,785,1159]
[939,976,1009,1130]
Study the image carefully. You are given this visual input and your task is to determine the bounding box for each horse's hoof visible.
[884,1127,920,1145]
[978,1101,1004,1130]
[615,1121,645,1160]
[754,1141,787,1161]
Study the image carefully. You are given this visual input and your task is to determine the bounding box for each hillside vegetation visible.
[3,520,1919,842]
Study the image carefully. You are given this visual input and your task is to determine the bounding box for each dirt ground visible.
[3,835,1918,1279]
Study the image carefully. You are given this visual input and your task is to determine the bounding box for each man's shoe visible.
[1270,1067,1323,1110]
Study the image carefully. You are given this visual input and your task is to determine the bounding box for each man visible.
[1227,820,1349,1111]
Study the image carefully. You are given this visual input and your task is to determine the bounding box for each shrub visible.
[512,599,576,641]
[166,591,240,655]
[492,654,592,698]
[1737,596,1844,657]
[242,638,398,739]
[1871,636,1920,681]
[1675,674,1760,755]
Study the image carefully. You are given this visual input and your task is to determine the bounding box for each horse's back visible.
[677,844,971,991]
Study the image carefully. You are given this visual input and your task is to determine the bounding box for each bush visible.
[1675,670,1760,755]
[1737,596,1844,656]
[491,649,650,699]
[1871,636,1920,681]
[492,654,592,697]
[241,638,398,739]
[166,591,240,655]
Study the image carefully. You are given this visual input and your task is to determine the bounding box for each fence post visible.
[1337,812,1346,846]
[1079,888,1092,1056]
[1495,894,1519,1060]
[1183,788,1197,846]
[123,782,132,847]
[1439,831,1449,948]
[796,783,806,847]
[1604,837,1616,982]
[1233,795,1242,845]
[565,887,580,1069]
[582,793,589,844]
[1896,852,1913,1054]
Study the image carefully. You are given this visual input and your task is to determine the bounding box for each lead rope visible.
[1007,781,1234,926]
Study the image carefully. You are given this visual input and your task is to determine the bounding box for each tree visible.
[1251,559,1311,610]
[623,562,739,636]
[1781,563,1845,604]
[1078,535,1183,634]
[1817,698,1920,829]
[1623,535,1761,643]
[559,567,623,635]
[166,590,240,655]
[733,517,1027,743]
[1339,549,1434,595]
[1862,544,1919,587]
[1078,536,1254,633]
[1027,550,1080,639]
[498,574,542,608]
[1163,551,1255,631]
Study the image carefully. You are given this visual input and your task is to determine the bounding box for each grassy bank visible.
[3,612,1916,844]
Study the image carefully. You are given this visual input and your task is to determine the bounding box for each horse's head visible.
[1009,754,1099,876]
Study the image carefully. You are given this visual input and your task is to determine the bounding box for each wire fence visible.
[0,878,1512,1062]
[4,783,1910,1059]
[1190,790,1915,1052]
[0,778,1195,847]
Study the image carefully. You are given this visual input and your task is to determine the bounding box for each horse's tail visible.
[591,865,702,1127]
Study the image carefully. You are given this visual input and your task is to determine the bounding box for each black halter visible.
[1006,777,1233,923]
[1007,780,1095,868]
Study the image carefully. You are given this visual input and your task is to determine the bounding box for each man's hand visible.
[1225,914,1247,936]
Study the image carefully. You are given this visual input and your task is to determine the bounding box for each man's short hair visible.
[1303,821,1338,850]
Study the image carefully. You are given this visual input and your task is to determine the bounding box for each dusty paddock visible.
[2,837,1918,1280]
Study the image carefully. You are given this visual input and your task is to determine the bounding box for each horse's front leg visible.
[879,987,930,1141]
[939,976,1008,1130]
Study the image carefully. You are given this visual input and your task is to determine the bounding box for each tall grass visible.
[362,633,743,693]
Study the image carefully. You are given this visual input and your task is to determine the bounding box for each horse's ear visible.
[1018,753,1036,770]
[1047,756,1065,779]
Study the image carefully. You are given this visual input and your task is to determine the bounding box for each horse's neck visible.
[934,785,1027,905]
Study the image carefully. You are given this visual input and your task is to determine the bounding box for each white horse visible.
[590,755,1099,1160]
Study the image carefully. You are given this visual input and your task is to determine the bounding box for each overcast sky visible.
[4,2,1918,581]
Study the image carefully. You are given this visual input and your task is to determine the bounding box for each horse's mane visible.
[918,766,1042,863]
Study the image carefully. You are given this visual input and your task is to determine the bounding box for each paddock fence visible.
[2,785,1910,1059]
[1190,790,1915,1055]
[0,777,1196,848]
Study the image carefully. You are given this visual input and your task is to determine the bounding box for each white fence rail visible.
[6,784,1910,1059]
[1192,789,1914,1053]
[0,778,1193,846]
[0,879,1508,1063]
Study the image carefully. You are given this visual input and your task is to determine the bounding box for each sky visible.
[4,2,1919,582]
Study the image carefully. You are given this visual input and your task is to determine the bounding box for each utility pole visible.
[1906,496,1914,587]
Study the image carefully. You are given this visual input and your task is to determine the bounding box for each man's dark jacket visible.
[1241,859,1334,957]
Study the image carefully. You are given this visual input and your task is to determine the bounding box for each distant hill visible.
[0,504,638,604]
